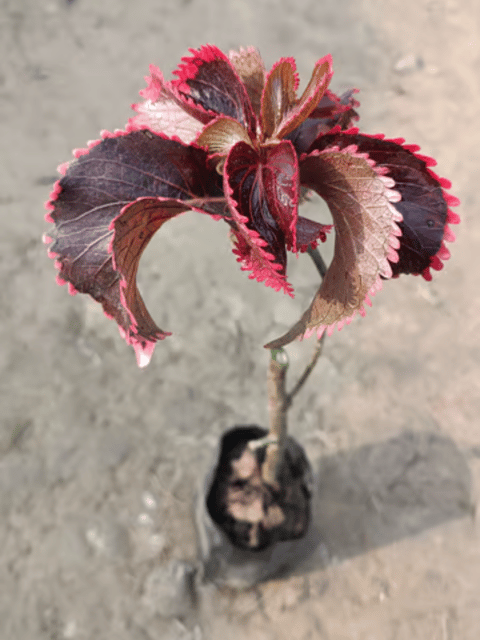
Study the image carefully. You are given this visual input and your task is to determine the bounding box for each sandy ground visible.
[1,0,480,638]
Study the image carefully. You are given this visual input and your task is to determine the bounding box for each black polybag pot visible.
[194,425,315,588]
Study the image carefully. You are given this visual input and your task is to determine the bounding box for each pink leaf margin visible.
[43,125,194,368]
[130,64,215,144]
[266,142,404,348]
[337,127,460,281]
[222,152,295,297]
[171,44,256,135]
[308,143,403,339]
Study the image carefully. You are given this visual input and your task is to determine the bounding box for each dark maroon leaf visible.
[172,45,256,136]
[309,88,360,122]
[287,89,359,154]
[308,130,455,277]
[261,141,299,250]
[46,129,223,365]
[296,216,332,251]
[224,141,299,295]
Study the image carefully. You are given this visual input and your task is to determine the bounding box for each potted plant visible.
[44,44,459,586]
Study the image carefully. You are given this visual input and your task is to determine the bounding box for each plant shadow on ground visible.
[291,430,472,573]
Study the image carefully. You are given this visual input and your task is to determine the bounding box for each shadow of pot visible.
[194,425,317,589]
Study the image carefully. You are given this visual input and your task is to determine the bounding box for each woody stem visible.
[262,349,289,485]
[259,247,327,485]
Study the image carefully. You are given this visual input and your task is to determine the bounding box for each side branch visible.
[285,333,325,409]
[307,245,327,278]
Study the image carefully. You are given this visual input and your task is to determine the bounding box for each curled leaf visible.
[45,129,222,365]
[46,45,459,365]
[266,144,402,348]
[196,116,253,158]
[296,216,332,251]
[224,141,300,295]
[308,130,459,278]
[112,198,199,366]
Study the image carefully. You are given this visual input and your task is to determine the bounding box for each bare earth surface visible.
[1,0,479,638]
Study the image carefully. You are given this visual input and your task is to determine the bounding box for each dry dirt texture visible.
[1,0,479,638]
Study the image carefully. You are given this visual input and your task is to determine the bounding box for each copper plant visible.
[44,45,459,507]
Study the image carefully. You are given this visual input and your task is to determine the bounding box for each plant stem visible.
[262,349,289,485]
[285,245,327,406]
[307,245,328,279]
[259,247,328,485]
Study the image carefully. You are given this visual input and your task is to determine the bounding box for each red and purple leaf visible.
[287,88,360,154]
[224,141,301,295]
[261,141,300,250]
[310,89,360,121]
[261,55,333,141]
[260,57,298,140]
[266,144,403,348]
[112,197,202,366]
[228,46,266,118]
[308,129,459,279]
[45,45,459,365]
[45,129,223,365]
[296,216,332,251]
[172,45,257,136]
[130,65,214,144]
